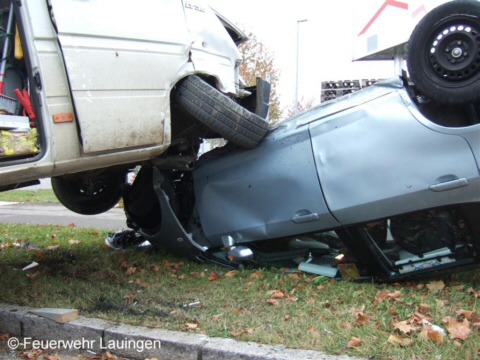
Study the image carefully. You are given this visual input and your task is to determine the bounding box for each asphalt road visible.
[0,202,127,230]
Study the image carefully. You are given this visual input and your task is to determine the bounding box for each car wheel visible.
[174,75,269,149]
[52,176,123,215]
[407,0,480,104]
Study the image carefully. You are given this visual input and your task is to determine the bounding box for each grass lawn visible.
[0,223,479,359]
[0,189,58,204]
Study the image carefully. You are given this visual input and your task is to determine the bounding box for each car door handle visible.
[291,212,320,224]
[429,177,469,192]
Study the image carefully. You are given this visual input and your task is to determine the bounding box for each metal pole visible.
[393,53,404,76]
[295,19,307,114]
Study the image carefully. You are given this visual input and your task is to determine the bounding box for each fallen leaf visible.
[284,315,291,321]
[306,325,314,332]
[456,309,477,320]
[233,309,244,315]
[338,321,352,330]
[408,312,431,325]
[467,287,480,298]
[441,316,455,324]
[186,323,198,330]
[420,325,444,345]
[69,239,80,245]
[426,280,445,292]
[354,312,370,327]
[230,330,244,337]
[388,334,414,347]
[0,333,9,340]
[267,299,279,306]
[453,285,465,291]
[418,303,431,310]
[287,273,301,281]
[26,271,41,280]
[387,291,402,301]
[21,350,43,359]
[472,317,480,328]
[35,250,42,258]
[284,294,297,302]
[394,320,416,334]
[435,299,447,307]
[46,245,59,250]
[347,337,362,348]
[208,271,221,281]
[101,244,110,250]
[125,266,136,276]
[68,223,76,228]
[102,351,114,360]
[212,313,223,321]
[249,270,263,279]
[43,354,60,360]
[448,318,471,341]
[224,270,236,278]
[271,291,285,299]
[150,265,160,273]
[427,330,444,345]
[374,291,388,304]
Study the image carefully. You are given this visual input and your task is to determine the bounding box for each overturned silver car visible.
[117,0,480,281]
[121,74,479,281]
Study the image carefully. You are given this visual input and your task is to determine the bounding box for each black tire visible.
[52,176,123,215]
[174,75,268,148]
[407,0,480,104]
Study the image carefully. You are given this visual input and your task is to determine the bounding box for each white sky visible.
[207,0,398,109]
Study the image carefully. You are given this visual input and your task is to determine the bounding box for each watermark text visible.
[7,337,161,353]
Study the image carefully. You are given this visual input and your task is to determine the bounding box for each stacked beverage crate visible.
[320,79,382,102]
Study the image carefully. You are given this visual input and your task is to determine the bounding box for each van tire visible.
[52,176,123,215]
[174,75,268,148]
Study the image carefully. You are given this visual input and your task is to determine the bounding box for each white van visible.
[0,0,269,214]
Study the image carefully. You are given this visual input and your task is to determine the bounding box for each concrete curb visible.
[0,304,365,360]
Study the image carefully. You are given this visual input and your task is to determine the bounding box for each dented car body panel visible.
[193,78,479,242]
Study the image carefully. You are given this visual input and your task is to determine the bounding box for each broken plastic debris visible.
[21,242,37,250]
[182,301,201,308]
[105,229,147,250]
[22,261,39,271]
[422,319,446,336]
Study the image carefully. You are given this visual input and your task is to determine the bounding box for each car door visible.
[49,0,191,153]
[309,90,480,225]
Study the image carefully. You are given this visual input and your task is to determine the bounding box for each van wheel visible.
[174,75,269,148]
[52,176,123,215]
[407,0,480,104]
